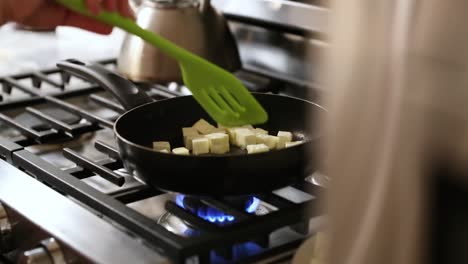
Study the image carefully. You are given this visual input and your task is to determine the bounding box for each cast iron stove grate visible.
[0,59,324,264]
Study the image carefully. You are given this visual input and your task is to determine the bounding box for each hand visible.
[1,0,134,34]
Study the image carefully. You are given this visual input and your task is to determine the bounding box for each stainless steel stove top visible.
[0,59,325,263]
[0,1,327,263]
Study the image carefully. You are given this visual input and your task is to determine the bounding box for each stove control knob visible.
[19,238,66,264]
[0,202,13,253]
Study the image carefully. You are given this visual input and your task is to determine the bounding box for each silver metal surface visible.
[210,0,329,88]
[81,168,144,195]
[0,159,168,264]
[157,212,196,237]
[230,22,326,88]
[128,194,196,237]
[212,0,329,35]
[273,186,315,204]
[40,238,66,264]
[19,247,53,264]
[117,0,241,82]
[306,172,329,188]
[143,0,198,8]
[0,202,12,253]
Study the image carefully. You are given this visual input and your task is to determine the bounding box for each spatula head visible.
[180,58,268,126]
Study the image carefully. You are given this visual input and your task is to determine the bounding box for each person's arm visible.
[0,0,133,34]
[0,1,6,26]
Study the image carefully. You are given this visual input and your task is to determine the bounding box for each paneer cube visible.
[278,131,293,142]
[242,125,254,129]
[257,135,279,150]
[193,119,216,134]
[182,127,200,149]
[253,128,268,135]
[206,133,230,154]
[226,127,241,145]
[235,128,256,149]
[211,145,229,155]
[182,127,199,136]
[205,132,228,139]
[256,134,268,144]
[192,137,210,155]
[185,135,203,150]
[172,147,190,155]
[277,131,293,149]
[285,141,303,148]
[211,128,227,134]
[264,136,280,149]
[153,141,171,152]
[246,144,269,154]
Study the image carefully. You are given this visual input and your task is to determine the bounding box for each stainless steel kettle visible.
[118,0,241,83]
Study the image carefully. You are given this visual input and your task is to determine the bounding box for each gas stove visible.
[0,1,328,263]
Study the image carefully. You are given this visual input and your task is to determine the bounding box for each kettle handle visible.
[200,0,211,12]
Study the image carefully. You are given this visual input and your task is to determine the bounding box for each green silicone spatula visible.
[56,0,268,126]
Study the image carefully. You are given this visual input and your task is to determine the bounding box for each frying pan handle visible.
[57,59,154,110]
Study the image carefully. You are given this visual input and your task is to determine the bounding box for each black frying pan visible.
[58,59,324,196]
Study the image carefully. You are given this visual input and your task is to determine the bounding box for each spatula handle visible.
[56,0,190,61]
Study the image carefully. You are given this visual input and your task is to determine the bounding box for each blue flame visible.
[211,242,264,263]
[175,194,185,207]
[246,197,260,213]
[175,195,260,224]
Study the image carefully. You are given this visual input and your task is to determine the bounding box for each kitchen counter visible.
[0,23,124,76]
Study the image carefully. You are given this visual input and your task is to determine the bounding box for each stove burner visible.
[211,242,264,263]
[175,195,260,224]
[158,196,271,237]
[158,212,199,238]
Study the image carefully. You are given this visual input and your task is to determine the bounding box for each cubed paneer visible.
[206,133,230,154]
[185,135,203,150]
[278,131,293,142]
[263,135,279,149]
[246,144,269,154]
[253,128,268,135]
[285,141,303,148]
[205,132,228,140]
[211,128,227,134]
[235,128,256,149]
[193,119,216,134]
[242,125,254,129]
[182,127,199,137]
[192,137,210,155]
[256,134,268,144]
[153,141,171,152]
[159,149,169,153]
[211,145,229,154]
[256,135,279,150]
[277,131,293,149]
[172,147,190,155]
[226,127,241,145]
[182,127,200,149]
